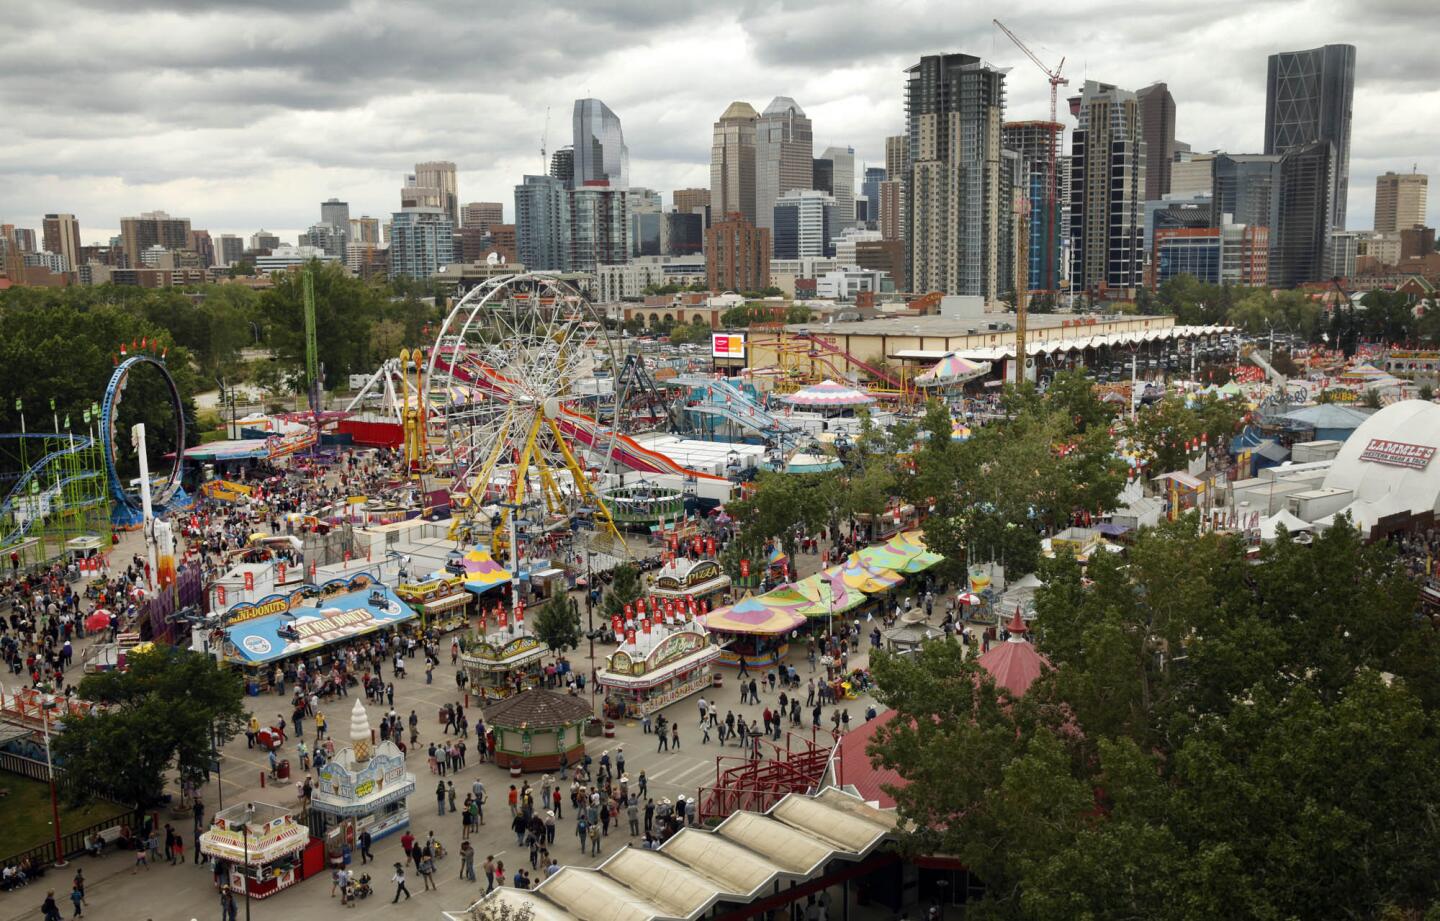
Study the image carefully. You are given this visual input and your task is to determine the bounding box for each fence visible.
[0,749,52,783]
[0,751,140,870]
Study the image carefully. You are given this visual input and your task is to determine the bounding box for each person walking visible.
[419,854,437,891]
[482,855,496,894]
[41,891,62,921]
[391,863,411,902]
[459,841,476,881]
[358,829,373,865]
[68,884,84,918]
[220,889,238,921]
[436,780,447,816]
[670,722,680,750]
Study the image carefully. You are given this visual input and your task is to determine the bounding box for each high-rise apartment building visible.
[388,207,454,280]
[461,202,504,234]
[1265,44,1355,230]
[673,188,711,229]
[812,159,833,195]
[632,213,704,258]
[905,53,1008,300]
[187,230,215,268]
[878,181,903,242]
[320,198,350,233]
[1270,140,1335,287]
[300,223,346,259]
[514,175,570,271]
[119,211,192,268]
[549,147,574,187]
[1169,151,1216,199]
[1136,83,1177,201]
[413,161,459,228]
[1002,121,1064,292]
[705,213,770,293]
[349,216,381,246]
[754,97,813,237]
[1211,153,1282,235]
[249,230,280,252]
[573,99,629,189]
[773,190,836,259]
[41,214,81,274]
[861,168,886,219]
[885,136,907,181]
[214,234,244,267]
[1068,81,1147,298]
[711,102,759,225]
[568,183,629,273]
[818,146,856,226]
[1374,171,1428,233]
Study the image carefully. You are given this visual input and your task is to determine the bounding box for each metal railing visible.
[0,806,139,873]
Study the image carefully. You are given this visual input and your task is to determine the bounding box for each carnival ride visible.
[0,430,109,560]
[101,353,189,527]
[425,274,634,557]
[667,376,802,448]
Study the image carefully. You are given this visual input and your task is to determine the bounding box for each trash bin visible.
[277,758,291,780]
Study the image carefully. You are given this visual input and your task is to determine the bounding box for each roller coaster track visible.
[0,433,106,547]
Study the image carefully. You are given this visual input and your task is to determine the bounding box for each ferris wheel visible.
[425,273,626,555]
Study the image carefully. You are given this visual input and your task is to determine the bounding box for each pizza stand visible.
[482,689,594,774]
[310,700,416,854]
[394,574,471,633]
[199,801,321,900]
[649,557,731,609]
[597,621,722,719]
[698,592,808,670]
[215,573,417,692]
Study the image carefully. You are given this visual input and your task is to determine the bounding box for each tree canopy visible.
[869,519,1440,920]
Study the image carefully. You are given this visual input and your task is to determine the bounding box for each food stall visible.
[483,689,594,772]
[459,630,549,701]
[597,622,722,719]
[649,558,731,609]
[215,572,417,692]
[698,592,808,670]
[395,574,470,633]
[311,700,416,845]
[199,802,321,900]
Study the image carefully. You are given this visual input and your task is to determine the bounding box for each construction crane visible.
[992,19,1068,124]
[540,106,551,175]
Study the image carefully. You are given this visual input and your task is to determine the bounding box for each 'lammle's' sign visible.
[1359,438,1436,470]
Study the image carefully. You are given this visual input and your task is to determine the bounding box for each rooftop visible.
[482,688,594,728]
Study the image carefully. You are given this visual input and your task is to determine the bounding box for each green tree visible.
[532,595,582,656]
[55,647,247,808]
[600,563,644,619]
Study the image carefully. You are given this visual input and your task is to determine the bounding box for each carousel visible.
[200,802,320,900]
[482,689,594,772]
[311,700,416,845]
[597,616,722,719]
[649,557,731,610]
[698,591,809,669]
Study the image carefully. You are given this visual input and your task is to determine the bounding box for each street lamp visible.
[40,700,65,868]
[241,808,251,921]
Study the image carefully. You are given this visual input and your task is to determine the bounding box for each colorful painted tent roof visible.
[951,420,972,442]
[793,569,865,616]
[699,596,806,636]
[755,584,815,610]
[765,545,788,566]
[829,554,904,593]
[779,380,876,408]
[858,535,943,574]
[457,549,511,592]
[915,353,990,387]
[976,610,1050,696]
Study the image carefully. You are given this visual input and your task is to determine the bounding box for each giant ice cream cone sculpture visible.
[350,699,372,763]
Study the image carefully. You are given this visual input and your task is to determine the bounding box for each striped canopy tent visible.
[915,353,990,388]
[456,549,511,593]
[699,596,806,636]
[793,568,865,616]
[829,554,904,594]
[779,380,876,408]
[951,419,972,442]
[755,584,816,610]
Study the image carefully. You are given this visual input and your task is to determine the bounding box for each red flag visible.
[516,602,525,624]
[278,562,287,582]
[625,627,636,645]
[611,615,623,636]
[243,572,254,591]
[498,608,509,628]
[705,536,715,556]
[624,602,633,619]
[740,559,750,578]
[216,586,226,605]
[642,618,652,635]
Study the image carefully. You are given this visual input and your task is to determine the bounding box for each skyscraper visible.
[119,211,192,268]
[1069,81,1147,298]
[461,202,504,234]
[320,198,350,233]
[1264,44,1355,229]
[1002,121,1064,292]
[215,234,244,267]
[754,97,813,237]
[41,213,81,274]
[388,207,454,280]
[1136,83,1177,201]
[705,213,770,292]
[1374,171,1428,233]
[884,135,908,243]
[413,161,460,228]
[1211,154,1282,233]
[514,175,570,271]
[711,102,759,225]
[819,146,856,226]
[568,183,629,273]
[673,188,710,219]
[905,53,1008,300]
[572,99,629,189]
[549,147,574,187]
[350,216,381,245]
[1271,140,1335,286]
[861,168,886,217]
[773,190,836,259]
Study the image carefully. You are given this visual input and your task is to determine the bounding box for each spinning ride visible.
[425,274,625,556]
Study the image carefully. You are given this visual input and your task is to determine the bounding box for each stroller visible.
[349,873,373,900]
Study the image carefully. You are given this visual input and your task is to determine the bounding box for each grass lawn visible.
[0,775,131,857]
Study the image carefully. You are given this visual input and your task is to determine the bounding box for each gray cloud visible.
[1,0,1436,242]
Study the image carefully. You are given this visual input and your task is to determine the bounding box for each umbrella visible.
[779,380,876,408]
[956,592,981,606]
[84,611,112,632]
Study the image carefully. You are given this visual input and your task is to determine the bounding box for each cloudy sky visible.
[2,0,1436,245]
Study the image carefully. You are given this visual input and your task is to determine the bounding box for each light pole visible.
[40,700,65,868]
[241,810,251,921]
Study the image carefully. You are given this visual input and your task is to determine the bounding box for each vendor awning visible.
[312,781,416,817]
[455,549,511,593]
[792,570,865,617]
[700,596,806,636]
[223,579,417,665]
[598,645,723,690]
[418,593,470,613]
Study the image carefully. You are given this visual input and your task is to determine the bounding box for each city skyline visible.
[1,0,1436,243]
